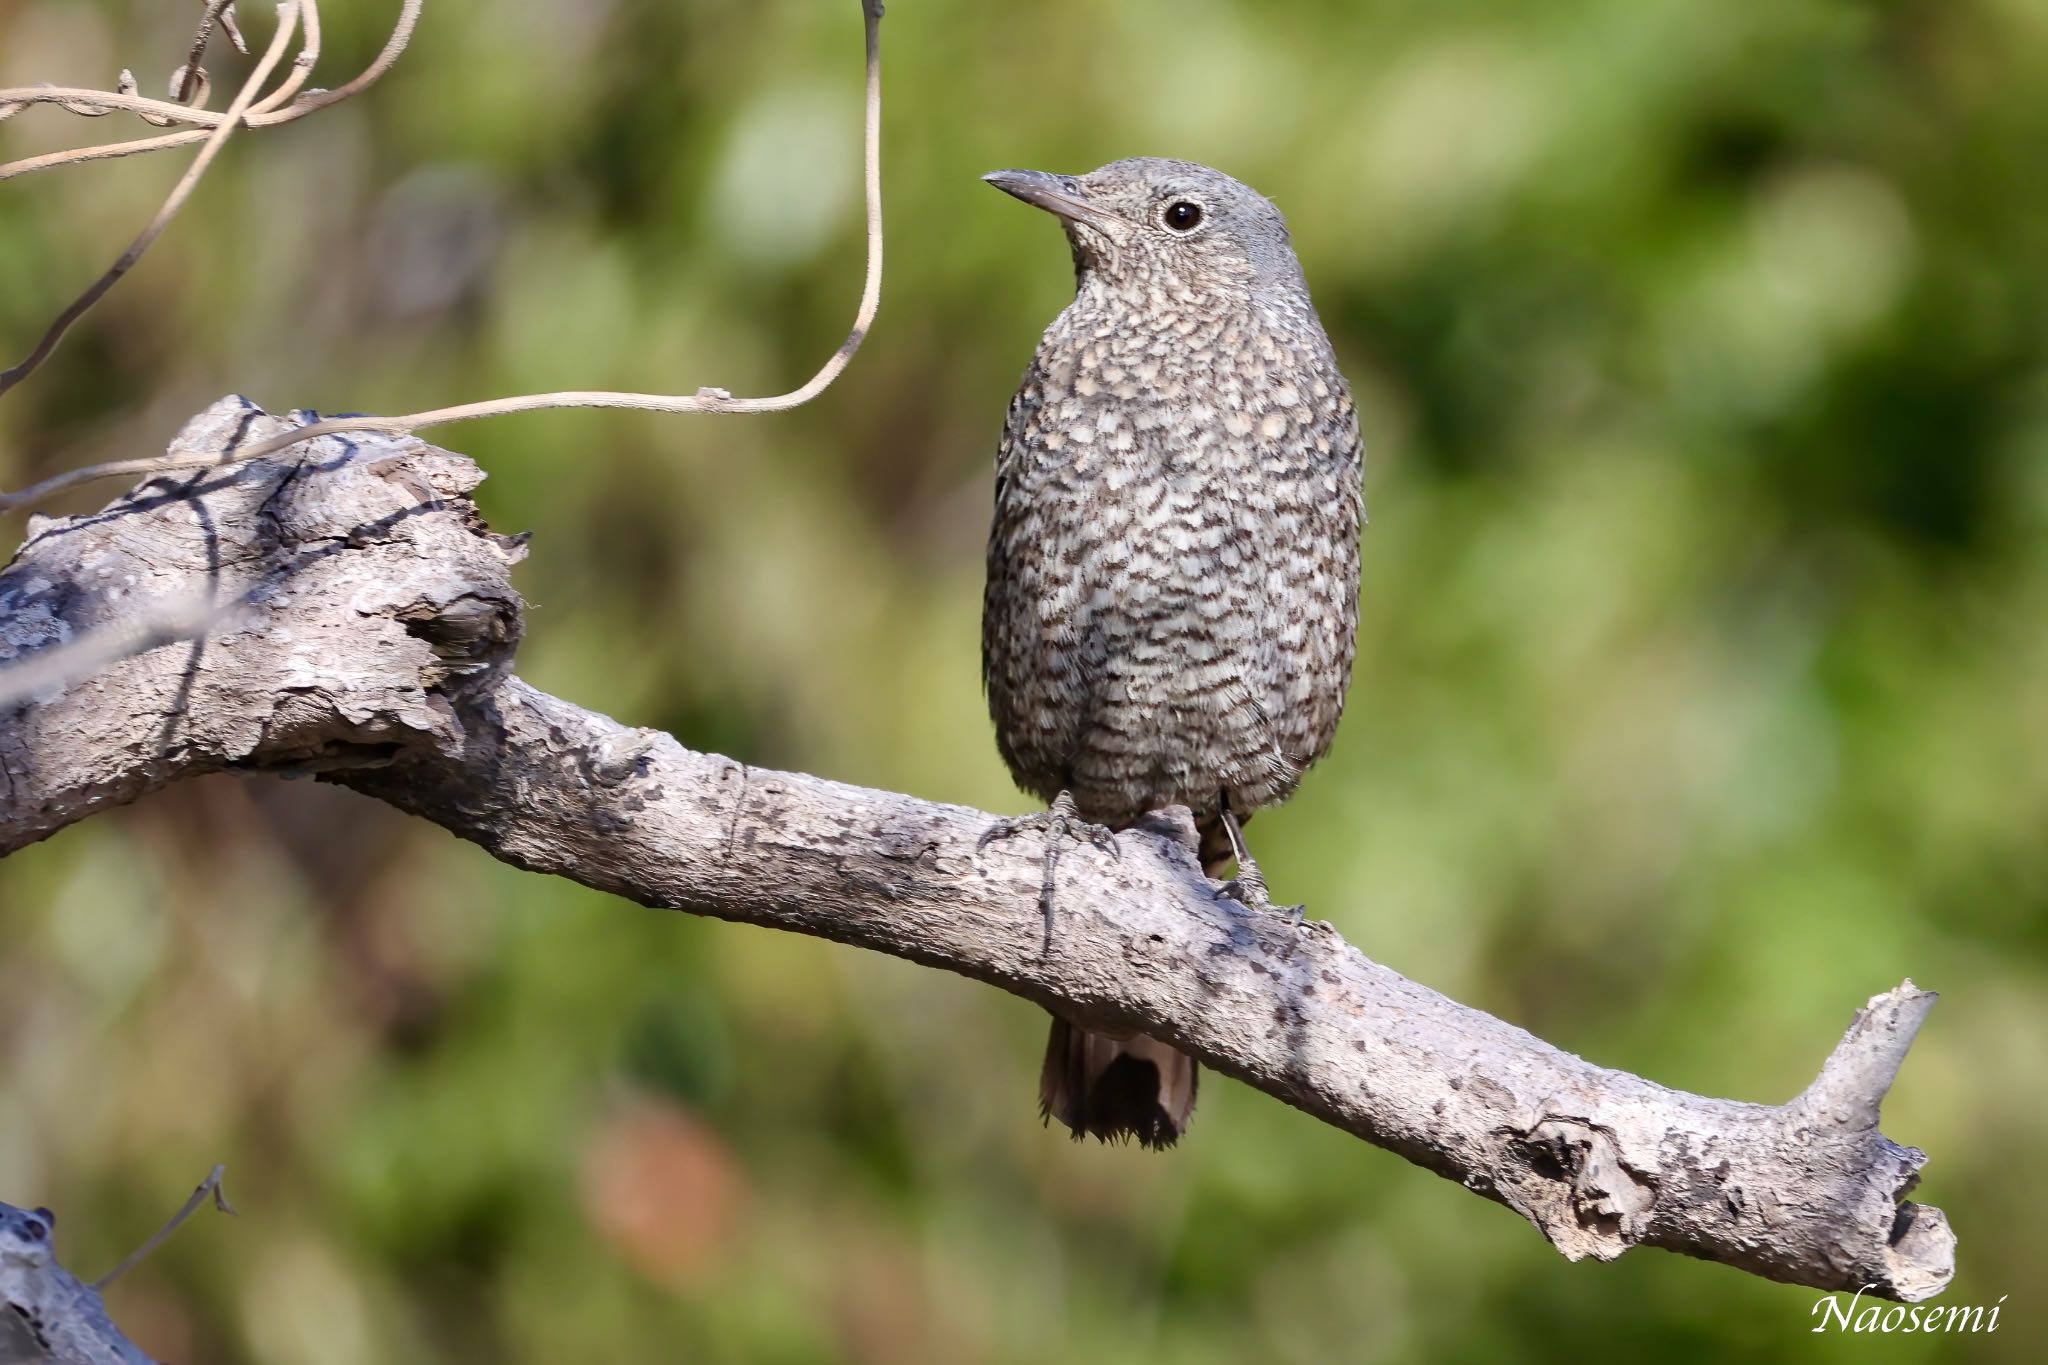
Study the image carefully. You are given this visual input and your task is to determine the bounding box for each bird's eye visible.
[1162,200,1203,232]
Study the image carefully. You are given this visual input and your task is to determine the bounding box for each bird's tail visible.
[1039,1017,1198,1149]
[1036,814,1238,1149]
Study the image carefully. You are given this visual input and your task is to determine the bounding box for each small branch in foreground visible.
[242,0,320,119]
[92,1166,235,1291]
[0,0,885,516]
[174,2,247,105]
[0,402,1957,1304]
[0,0,414,183]
[0,2,303,400]
[0,589,226,709]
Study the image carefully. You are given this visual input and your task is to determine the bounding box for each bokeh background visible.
[3,0,2045,1360]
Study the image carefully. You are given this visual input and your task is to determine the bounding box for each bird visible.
[979,158,1365,1149]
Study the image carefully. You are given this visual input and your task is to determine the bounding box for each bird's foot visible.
[975,811,1121,862]
[978,790,1119,952]
[1214,804,1304,921]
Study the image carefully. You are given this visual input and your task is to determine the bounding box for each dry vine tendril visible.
[0,2,306,403]
[0,0,885,516]
[0,0,419,181]
[0,1,419,400]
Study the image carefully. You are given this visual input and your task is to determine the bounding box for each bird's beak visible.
[983,169,1121,233]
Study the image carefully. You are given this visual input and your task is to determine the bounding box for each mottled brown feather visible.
[983,158,1364,1147]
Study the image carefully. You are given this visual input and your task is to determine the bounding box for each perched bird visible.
[979,158,1365,1148]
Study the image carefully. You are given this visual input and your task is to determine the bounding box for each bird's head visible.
[984,157,1304,303]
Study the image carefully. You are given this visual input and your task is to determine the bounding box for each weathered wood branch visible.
[1,1201,153,1364]
[0,399,1955,1303]
[2,1169,231,1365]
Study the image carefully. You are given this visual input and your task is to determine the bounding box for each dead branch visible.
[0,401,1958,1305]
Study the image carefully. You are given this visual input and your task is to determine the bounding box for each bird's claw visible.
[976,803,1117,862]
[976,793,1117,953]
[977,817,1024,854]
[1083,822,1120,861]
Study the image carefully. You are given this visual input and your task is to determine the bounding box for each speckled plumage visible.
[980,158,1365,1147]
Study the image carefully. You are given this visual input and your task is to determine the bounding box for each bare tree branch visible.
[0,401,1958,1305]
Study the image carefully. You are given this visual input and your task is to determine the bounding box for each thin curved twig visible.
[0,0,416,184]
[175,1,246,103]
[0,0,886,515]
[91,1166,236,1291]
[0,589,227,710]
[0,85,222,127]
[247,0,407,117]
[248,0,322,116]
[1,124,234,182]
[0,0,248,128]
[0,3,303,402]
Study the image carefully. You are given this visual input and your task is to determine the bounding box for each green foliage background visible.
[3,0,2045,1360]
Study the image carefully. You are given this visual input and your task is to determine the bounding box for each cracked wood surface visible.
[0,398,1956,1302]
